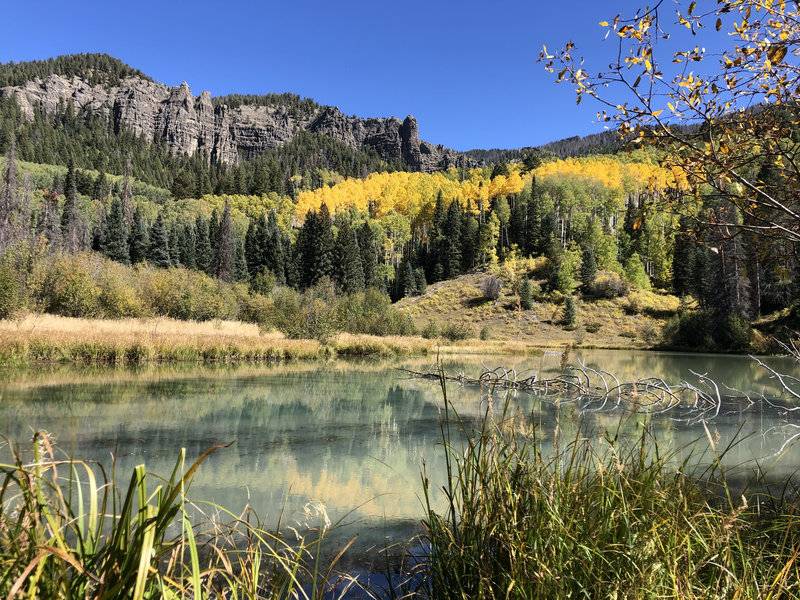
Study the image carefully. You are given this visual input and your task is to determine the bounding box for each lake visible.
[1,349,799,565]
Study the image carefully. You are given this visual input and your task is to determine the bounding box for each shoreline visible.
[0,314,666,366]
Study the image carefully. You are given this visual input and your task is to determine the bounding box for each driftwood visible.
[401,362,757,425]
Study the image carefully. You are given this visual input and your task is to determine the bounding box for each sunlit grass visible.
[420,380,800,600]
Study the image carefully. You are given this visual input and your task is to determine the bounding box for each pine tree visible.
[0,135,18,252]
[147,213,171,268]
[101,196,129,264]
[443,200,462,279]
[563,295,577,328]
[121,153,133,227]
[215,202,235,282]
[235,237,249,282]
[460,211,479,272]
[358,221,380,289]
[316,202,335,281]
[61,156,83,253]
[266,212,286,284]
[579,246,597,291]
[129,207,149,264]
[180,222,197,270]
[520,278,534,310]
[334,219,364,294]
[194,214,212,274]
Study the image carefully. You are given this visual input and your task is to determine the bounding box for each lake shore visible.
[0,313,656,365]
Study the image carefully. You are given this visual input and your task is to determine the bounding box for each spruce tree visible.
[0,135,18,251]
[563,295,577,328]
[215,202,235,282]
[180,222,197,270]
[520,278,534,310]
[358,221,380,289]
[61,156,83,253]
[460,211,479,273]
[334,219,364,294]
[235,237,249,282]
[443,200,462,279]
[316,202,335,281]
[266,212,286,284]
[194,214,212,274]
[101,196,129,264]
[579,246,597,291]
[147,213,171,268]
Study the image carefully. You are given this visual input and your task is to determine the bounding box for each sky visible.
[0,0,733,151]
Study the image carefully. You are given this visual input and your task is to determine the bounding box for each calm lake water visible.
[1,349,799,560]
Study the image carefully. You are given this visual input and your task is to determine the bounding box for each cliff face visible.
[1,74,468,172]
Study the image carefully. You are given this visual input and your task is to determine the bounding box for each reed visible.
[0,434,358,599]
[420,378,800,599]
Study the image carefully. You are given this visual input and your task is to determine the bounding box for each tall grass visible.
[421,378,800,599]
[0,434,357,599]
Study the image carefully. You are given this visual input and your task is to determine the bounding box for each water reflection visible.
[1,350,798,550]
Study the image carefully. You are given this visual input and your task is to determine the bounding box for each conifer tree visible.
[266,212,286,284]
[0,135,18,252]
[61,156,84,253]
[579,246,597,291]
[334,219,364,294]
[443,200,462,279]
[245,218,260,278]
[460,202,479,272]
[235,237,249,282]
[358,221,380,289]
[215,202,235,282]
[147,214,171,268]
[180,222,197,270]
[520,278,534,310]
[194,214,212,274]
[208,208,220,269]
[121,153,133,227]
[563,295,577,328]
[316,202,335,281]
[101,196,129,264]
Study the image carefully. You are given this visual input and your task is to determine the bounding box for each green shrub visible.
[562,295,577,329]
[0,259,22,318]
[624,253,651,290]
[441,322,473,341]
[588,271,629,299]
[713,313,753,351]
[422,321,440,339]
[39,255,100,318]
[663,310,713,348]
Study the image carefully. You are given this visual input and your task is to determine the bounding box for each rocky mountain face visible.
[1,74,468,172]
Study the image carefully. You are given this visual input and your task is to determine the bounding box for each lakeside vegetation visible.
[2,383,798,599]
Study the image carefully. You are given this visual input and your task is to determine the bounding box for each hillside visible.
[397,269,680,349]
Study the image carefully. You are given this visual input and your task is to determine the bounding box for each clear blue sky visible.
[0,1,728,151]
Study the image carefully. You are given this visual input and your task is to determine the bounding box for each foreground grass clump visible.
[422,387,800,599]
[0,434,356,599]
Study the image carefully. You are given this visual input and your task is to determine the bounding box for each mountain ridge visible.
[0,54,470,172]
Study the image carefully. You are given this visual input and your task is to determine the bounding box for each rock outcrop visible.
[0,74,469,172]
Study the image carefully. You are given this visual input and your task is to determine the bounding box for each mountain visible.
[0,54,469,173]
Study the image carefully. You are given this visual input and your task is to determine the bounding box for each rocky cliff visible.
[0,74,468,172]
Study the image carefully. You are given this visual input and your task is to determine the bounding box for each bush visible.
[421,321,440,339]
[663,310,713,348]
[337,288,415,336]
[441,322,473,342]
[588,271,630,299]
[479,326,491,341]
[624,253,652,290]
[0,259,22,318]
[38,255,101,318]
[585,322,602,333]
[481,276,503,302]
[250,268,277,297]
[713,313,753,351]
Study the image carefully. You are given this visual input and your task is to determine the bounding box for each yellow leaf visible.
[652,109,663,117]
[716,18,722,31]
[599,20,609,27]
[645,59,652,71]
